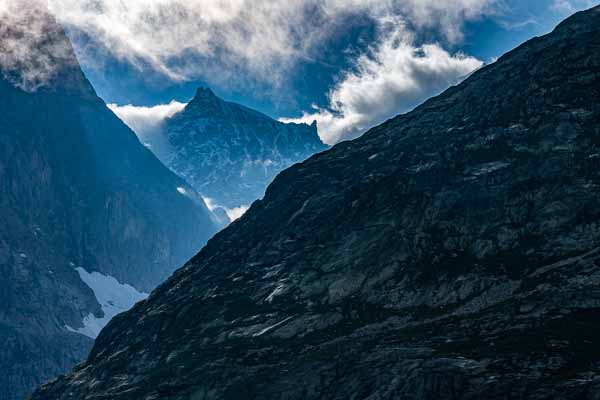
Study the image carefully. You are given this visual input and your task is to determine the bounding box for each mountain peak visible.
[185,86,223,114]
[193,86,217,100]
[0,4,95,97]
[154,88,327,209]
[195,86,216,97]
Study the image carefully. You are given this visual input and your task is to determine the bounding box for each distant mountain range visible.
[33,6,600,400]
[138,87,327,219]
[0,11,217,400]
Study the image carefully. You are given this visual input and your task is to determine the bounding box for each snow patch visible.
[66,267,148,339]
[225,205,249,221]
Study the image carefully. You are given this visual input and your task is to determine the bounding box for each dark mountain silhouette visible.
[33,5,600,400]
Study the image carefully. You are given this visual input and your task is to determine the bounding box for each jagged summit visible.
[185,87,294,125]
[187,86,220,110]
[186,87,317,132]
[32,5,600,400]
[183,86,241,119]
[146,88,327,210]
[193,86,217,99]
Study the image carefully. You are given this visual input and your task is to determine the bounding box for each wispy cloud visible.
[42,0,497,87]
[48,0,335,86]
[0,0,78,91]
[2,0,497,94]
[20,0,493,144]
[281,21,483,144]
[3,0,593,100]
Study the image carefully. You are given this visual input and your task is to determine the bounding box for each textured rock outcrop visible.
[0,9,217,400]
[152,88,327,211]
[33,6,600,400]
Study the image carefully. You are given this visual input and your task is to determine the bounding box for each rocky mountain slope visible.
[33,6,600,400]
[147,88,327,213]
[0,8,217,400]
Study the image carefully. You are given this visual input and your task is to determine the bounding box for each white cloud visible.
[40,0,497,87]
[48,0,332,85]
[70,1,492,144]
[3,0,492,139]
[2,0,497,94]
[282,23,483,144]
[0,0,78,91]
[108,101,186,138]
[84,1,489,144]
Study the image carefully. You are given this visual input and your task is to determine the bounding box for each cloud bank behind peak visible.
[108,101,187,138]
[41,0,495,143]
[5,0,592,143]
[281,24,484,144]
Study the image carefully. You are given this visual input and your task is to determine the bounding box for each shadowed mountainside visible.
[33,6,600,400]
[0,9,217,400]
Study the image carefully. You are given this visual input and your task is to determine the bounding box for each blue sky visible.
[47,0,598,144]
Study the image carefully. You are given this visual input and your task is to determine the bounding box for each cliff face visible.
[0,9,217,400]
[153,88,327,211]
[33,5,600,400]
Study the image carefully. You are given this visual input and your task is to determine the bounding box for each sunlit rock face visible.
[32,6,600,400]
[0,6,218,400]
[151,87,327,214]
